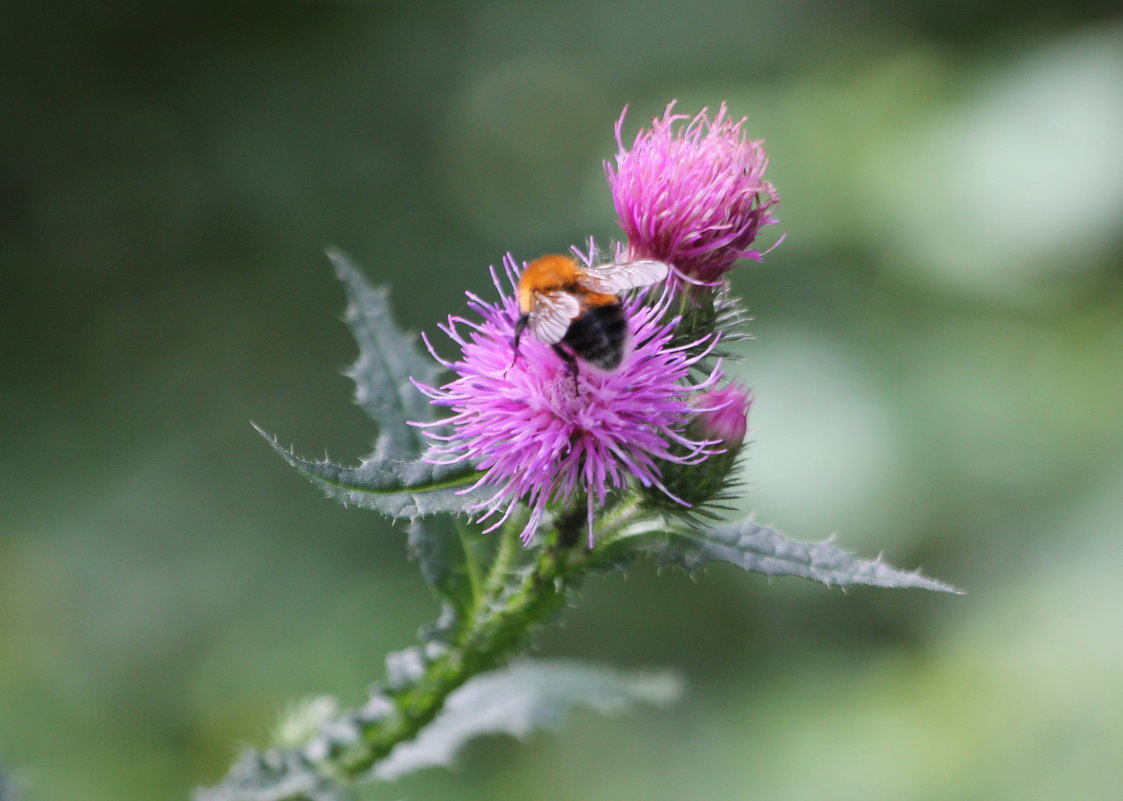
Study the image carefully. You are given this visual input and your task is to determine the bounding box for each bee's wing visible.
[577,259,669,294]
[527,290,581,344]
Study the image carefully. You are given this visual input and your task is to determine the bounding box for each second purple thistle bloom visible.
[606,102,781,288]
[413,249,727,545]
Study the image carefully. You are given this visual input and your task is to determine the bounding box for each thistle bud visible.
[691,383,751,449]
[641,383,752,517]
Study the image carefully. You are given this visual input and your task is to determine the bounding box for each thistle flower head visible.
[413,245,724,545]
[606,101,780,288]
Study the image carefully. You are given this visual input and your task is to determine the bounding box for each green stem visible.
[598,495,643,540]
[199,503,656,799]
[480,517,522,609]
[455,519,485,610]
[337,520,578,777]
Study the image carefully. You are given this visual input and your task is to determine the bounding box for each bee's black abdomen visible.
[563,302,627,370]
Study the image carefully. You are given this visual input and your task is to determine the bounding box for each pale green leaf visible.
[193,748,356,801]
[372,659,682,780]
[255,424,487,520]
[327,248,442,459]
[621,517,961,592]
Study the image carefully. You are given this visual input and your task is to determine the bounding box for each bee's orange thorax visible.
[518,254,579,313]
[518,254,616,312]
[579,290,618,307]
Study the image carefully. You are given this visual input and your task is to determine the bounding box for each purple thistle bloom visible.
[413,247,724,546]
[606,101,780,288]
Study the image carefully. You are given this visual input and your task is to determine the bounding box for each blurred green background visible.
[3,0,1122,799]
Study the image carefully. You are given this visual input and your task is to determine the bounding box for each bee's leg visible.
[552,344,581,394]
[510,314,530,371]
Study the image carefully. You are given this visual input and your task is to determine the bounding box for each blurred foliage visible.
[2,0,1121,799]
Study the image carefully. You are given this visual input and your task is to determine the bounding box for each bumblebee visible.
[513,253,669,374]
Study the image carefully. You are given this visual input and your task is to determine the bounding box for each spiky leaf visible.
[372,660,681,780]
[194,748,356,801]
[255,424,486,520]
[328,248,441,459]
[615,517,960,592]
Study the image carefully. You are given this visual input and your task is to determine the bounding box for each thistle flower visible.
[413,247,724,545]
[606,101,780,288]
